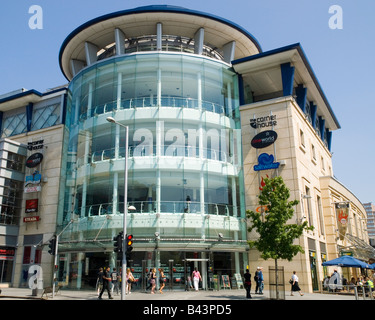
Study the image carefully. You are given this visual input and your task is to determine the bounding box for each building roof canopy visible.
[232,43,340,131]
[59,5,262,80]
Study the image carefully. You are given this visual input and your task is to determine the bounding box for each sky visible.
[0,0,374,204]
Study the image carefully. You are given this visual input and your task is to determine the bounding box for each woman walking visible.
[159,268,166,293]
[192,267,202,291]
[290,271,304,296]
[150,268,157,294]
[126,268,135,294]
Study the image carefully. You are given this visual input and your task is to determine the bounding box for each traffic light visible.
[48,236,56,255]
[126,234,133,261]
[113,231,123,253]
[126,234,133,250]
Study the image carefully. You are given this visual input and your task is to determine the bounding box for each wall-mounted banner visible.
[251,130,278,149]
[25,170,42,187]
[23,216,40,223]
[335,202,350,240]
[24,185,42,193]
[25,199,38,213]
[26,152,43,168]
[254,153,280,171]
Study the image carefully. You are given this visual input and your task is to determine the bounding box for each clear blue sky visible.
[1,0,374,204]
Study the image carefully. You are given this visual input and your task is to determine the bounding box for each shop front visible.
[56,248,248,291]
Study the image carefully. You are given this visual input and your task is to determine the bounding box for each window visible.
[305,187,313,227]
[6,152,25,173]
[311,144,316,162]
[317,195,324,235]
[1,112,27,137]
[31,103,61,130]
[300,129,305,148]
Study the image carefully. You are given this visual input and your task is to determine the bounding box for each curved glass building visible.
[57,5,261,289]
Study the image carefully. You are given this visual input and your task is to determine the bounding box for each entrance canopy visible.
[322,255,371,269]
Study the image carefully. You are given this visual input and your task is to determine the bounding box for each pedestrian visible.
[96,267,103,296]
[150,268,157,294]
[257,267,264,294]
[111,267,119,295]
[244,269,252,299]
[254,267,259,293]
[290,271,304,296]
[192,267,202,291]
[159,268,166,293]
[126,268,135,294]
[98,267,113,299]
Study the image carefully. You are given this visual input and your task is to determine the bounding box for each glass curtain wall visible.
[58,52,245,245]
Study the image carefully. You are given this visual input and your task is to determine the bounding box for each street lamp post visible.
[106,116,130,300]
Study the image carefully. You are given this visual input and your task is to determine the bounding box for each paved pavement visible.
[0,287,363,301]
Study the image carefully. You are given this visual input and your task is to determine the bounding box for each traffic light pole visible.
[121,123,129,301]
[106,117,130,301]
[52,235,58,299]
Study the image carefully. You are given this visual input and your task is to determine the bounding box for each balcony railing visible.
[77,201,239,218]
[77,96,230,122]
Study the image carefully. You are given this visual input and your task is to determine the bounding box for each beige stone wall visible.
[11,124,64,287]
[240,96,337,293]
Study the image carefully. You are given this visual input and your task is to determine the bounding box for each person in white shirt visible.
[290,271,304,296]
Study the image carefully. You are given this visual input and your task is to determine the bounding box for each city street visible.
[0,287,360,301]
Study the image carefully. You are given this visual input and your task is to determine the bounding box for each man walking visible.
[98,267,113,299]
[257,267,264,294]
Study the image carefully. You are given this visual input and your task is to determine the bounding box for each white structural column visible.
[87,82,93,119]
[74,96,80,124]
[231,177,237,217]
[222,41,236,64]
[156,121,163,214]
[115,28,125,55]
[227,81,232,116]
[156,23,162,51]
[157,68,162,106]
[80,131,90,217]
[85,42,98,66]
[70,60,85,77]
[116,72,122,110]
[194,28,204,55]
[197,72,202,110]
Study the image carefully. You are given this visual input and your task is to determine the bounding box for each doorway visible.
[184,258,210,290]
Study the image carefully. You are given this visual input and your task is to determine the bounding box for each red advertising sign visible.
[23,216,40,223]
[25,199,38,213]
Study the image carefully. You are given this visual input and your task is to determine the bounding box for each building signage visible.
[335,202,350,240]
[25,199,38,213]
[0,248,15,256]
[26,152,43,168]
[251,130,278,149]
[24,185,42,193]
[250,115,277,129]
[23,216,40,223]
[27,139,44,151]
[25,170,42,187]
[254,153,280,171]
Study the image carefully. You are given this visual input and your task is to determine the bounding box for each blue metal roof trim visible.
[0,89,42,104]
[59,5,262,76]
[233,43,340,129]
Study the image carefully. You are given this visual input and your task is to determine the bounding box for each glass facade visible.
[57,52,247,288]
